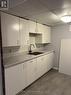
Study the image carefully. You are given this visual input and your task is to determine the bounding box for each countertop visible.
[3,50,54,68]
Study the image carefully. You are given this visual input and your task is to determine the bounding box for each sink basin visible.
[28,52,43,55]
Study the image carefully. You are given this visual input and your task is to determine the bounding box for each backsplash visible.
[3,44,43,58]
[3,45,29,58]
[3,43,52,59]
[43,43,53,51]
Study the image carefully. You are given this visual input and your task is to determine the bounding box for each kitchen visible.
[0,0,71,95]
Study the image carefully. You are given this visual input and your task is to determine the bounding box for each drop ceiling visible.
[4,0,71,26]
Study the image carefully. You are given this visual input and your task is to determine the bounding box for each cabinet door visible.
[42,26,51,43]
[47,53,54,71]
[36,24,51,44]
[25,59,37,86]
[1,12,20,47]
[36,56,45,78]
[5,64,24,95]
[29,20,36,33]
[36,53,54,79]
[20,18,29,46]
[42,55,49,73]
[22,63,27,89]
[37,23,43,34]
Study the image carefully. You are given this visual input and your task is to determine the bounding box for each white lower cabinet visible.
[47,53,54,71]
[36,52,54,79]
[36,56,45,78]
[25,59,37,86]
[22,63,27,89]
[5,52,54,95]
[5,64,24,95]
[5,59,37,95]
[1,12,20,47]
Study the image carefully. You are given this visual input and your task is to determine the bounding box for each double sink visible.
[28,51,43,55]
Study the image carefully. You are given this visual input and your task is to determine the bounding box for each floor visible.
[19,69,71,95]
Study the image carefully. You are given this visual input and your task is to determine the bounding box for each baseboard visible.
[53,67,59,70]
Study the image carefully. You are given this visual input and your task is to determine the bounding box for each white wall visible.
[51,24,71,68]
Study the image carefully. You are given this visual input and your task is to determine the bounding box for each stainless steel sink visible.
[28,52,43,55]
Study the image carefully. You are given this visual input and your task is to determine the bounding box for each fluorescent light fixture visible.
[61,15,71,23]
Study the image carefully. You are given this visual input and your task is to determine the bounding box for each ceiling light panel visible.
[61,15,71,23]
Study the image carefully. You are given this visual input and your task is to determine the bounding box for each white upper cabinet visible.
[29,21,43,34]
[42,25,51,43]
[1,12,51,47]
[19,18,29,46]
[29,20,36,33]
[36,24,51,43]
[1,12,20,47]
[37,23,43,34]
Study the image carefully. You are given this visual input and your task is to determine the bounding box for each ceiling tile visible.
[40,0,71,10]
[9,0,48,13]
[51,7,71,18]
[9,0,27,8]
[27,11,60,25]
[5,0,71,26]
[39,0,65,10]
[8,0,49,17]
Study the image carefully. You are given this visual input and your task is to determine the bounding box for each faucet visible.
[29,44,35,53]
